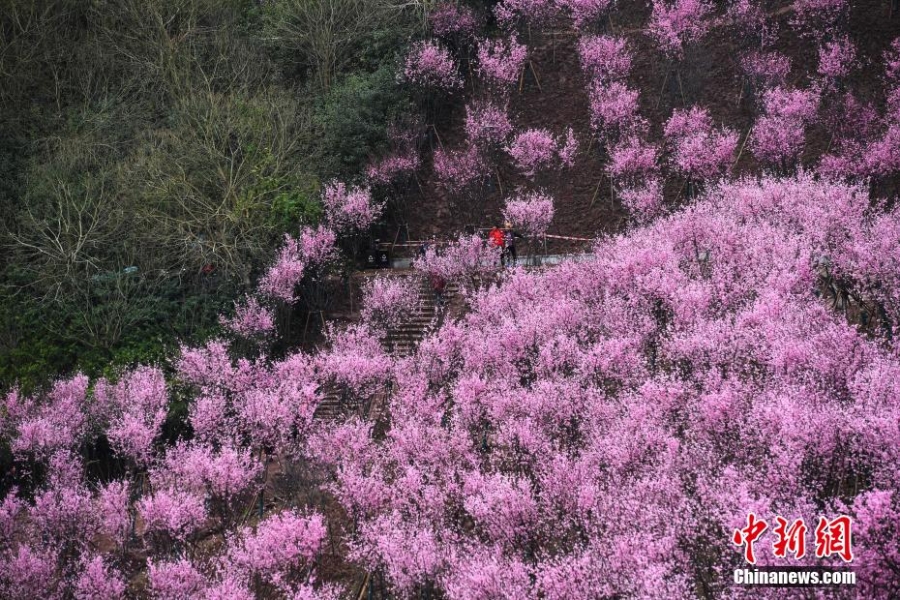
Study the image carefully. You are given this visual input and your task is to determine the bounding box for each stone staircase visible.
[313,275,457,421]
[383,276,457,357]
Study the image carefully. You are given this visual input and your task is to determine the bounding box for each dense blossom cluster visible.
[259,227,337,302]
[476,36,527,93]
[403,41,462,92]
[664,106,738,182]
[503,192,556,236]
[360,276,420,330]
[432,145,489,195]
[506,127,578,178]
[750,86,820,170]
[647,0,713,60]
[318,177,900,599]
[6,2,900,598]
[464,101,514,148]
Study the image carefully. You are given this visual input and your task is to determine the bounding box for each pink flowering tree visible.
[750,86,820,172]
[817,35,856,85]
[606,134,660,188]
[322,181,382,234]
[619,177,665,221]
[476,35,528,96]
[588,80,642,142]
[367,119,423,193]
[94,366,169,467]
[578,35,632,82]
[506,127,578,179]
[402,40,462,94]
[430,2,478,44]
[258,226,337,303]
[360,276,420,331]
[664,106,738,193]
[465,100,514,150]
[220,295,275,341]
[413,233,500,289]
[503,191,555,237]
[559,0,616,32]
[432,144,490,201]
[647,0,713,61]
[740,50,792,103]
[3,374,90,461]
[494,0,560,32]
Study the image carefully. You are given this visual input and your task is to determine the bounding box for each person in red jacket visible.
[489,226,505,265]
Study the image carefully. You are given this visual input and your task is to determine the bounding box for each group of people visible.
[489,222,522,267]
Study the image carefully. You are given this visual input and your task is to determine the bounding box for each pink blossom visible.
[322,181,382,232]
[95,366,168,466]
[648,0,713,60]
[577,35,632,81]
[318,324,392,399]
[852,490,900,598]
[559,127,579,167]
[0,545,61,600]
[740,50,792,89]
[607,135,660,183]
[0,491,23,542]
[202,576,254,600]
[7,374,89,459]
[152,441,261,504]
[885,38,900,84]
[73,555,127,600]
[413,234,500,282]
[430,3,478,38]
[361,276,419,330]
[402,41,462,92]
[148,558,208,600]
[226,510,327,577]
[476,36,527,92]
[30,469,97,546]
[258,227,336,302]
[433,145,489,194]
[220,296,275,338]
[750,87,820,169]
[619,178,664,219]
[818,35,856,80]
[559,0,615,30]
[495,0,560,30]
[465,101,514,148]
[367,152,420,186]
[259,234,306,301]
[96,480,131,545]
[138,488,207,542]
[664,107,738,180]
[506,128,574,178]
[588,80,641,136]
[503,192,555,236]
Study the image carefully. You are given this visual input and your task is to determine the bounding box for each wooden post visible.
[655,68,671,110]
[529,61,543,92]
[732,126,753,170]
[590,176,603,209]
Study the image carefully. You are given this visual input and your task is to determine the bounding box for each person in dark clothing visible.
[430,272,447,307]
[503,221,523,267]
[417,240,431,260]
